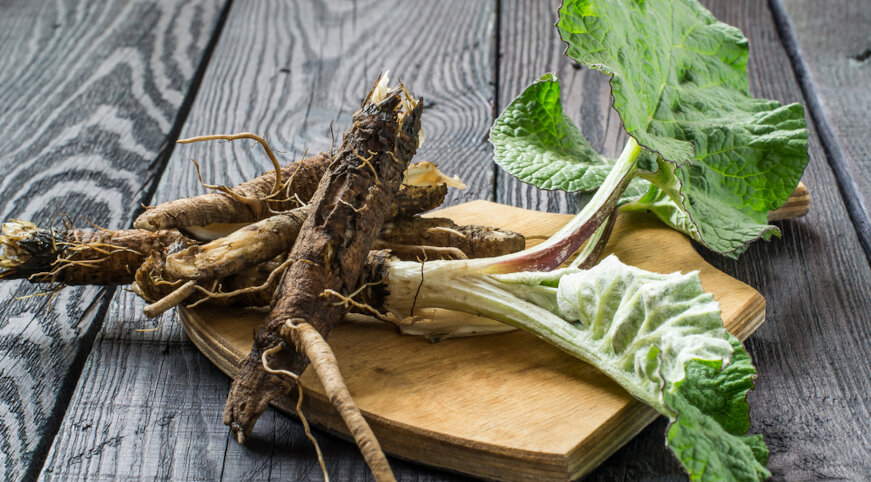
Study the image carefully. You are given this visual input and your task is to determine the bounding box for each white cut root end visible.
[402,161,466,189]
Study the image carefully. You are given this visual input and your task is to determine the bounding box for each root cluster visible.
[0,75,525,482]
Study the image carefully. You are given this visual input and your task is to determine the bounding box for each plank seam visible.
[490,0,502,202]
[768,0,871,265]
[131,0,237,225]
[22,288,114,482]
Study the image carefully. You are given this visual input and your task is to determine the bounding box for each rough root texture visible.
[134,152,332,231]
[378,216,525,259]
[223,83,424,442]
[0,223,192,285]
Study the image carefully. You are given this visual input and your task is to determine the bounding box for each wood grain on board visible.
[771,0,871,260]
[0,1,227,479]
[40,0,494,480]
[177,200,768,481]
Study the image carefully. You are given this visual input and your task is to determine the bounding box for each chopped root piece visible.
[134,152,332,231]
[379,216,525,259]
[165,209,307,281]
[371,241,468,260]
[164,184,450,283]
[131,238,200,304]
[389,183,447,219]
[134,145,449,234]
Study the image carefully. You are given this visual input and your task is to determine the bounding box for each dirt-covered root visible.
[134,145,450,235]
[389,183,446,219]
[163,183,447,283]
[286,321,395,482]
[134,151,332,232]
[224,77,423,444]
[378,216,526,259]
[181,213,522,307]
[0,221,193,285]
[162,184,447,283]
[130,236,201,303]
[183,215,523,308]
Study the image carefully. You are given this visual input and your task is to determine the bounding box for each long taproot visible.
[223,83,423,447]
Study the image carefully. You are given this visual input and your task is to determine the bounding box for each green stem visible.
[381,261,663,411]
[481,137,642,273]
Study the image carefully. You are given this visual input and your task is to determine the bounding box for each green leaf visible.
[492,255,768,480]
[666,340,770,481]
[490,73,614,192]
[558,0,808,256]
[491,74,652,206]
[623,181,780,258]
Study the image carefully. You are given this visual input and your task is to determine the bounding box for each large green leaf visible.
[491,74,652,205]
[666,339,770,481]
[557,0,808,256]
[490,73,614,192]
[492,255,768,480]
[623,180,781,257]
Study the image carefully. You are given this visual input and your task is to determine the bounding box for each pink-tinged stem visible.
[570,212,617,270]
[482,138,642,274]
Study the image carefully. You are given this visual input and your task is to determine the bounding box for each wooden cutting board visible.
[179,199,793,481]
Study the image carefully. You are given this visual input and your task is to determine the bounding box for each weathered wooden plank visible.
[495,0,630,214]
[771,0,871,261]
[41,290,472,481]
[0,0,227,479]
[148,0,495,208]
[585,1,871,480]
[40,0,493,479]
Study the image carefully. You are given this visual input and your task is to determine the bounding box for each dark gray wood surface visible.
[771,0,871,260]
[0,0,228,480]
[495,0,630,214]
[0,0,863,480]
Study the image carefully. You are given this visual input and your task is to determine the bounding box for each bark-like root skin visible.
[164,183,447,283]
[224,82,424,443]
[133,147,446,234]
[134,152,332,231]
[390,183,447,219]
[379,216,525,259]
[0,221,192,285]
[165,209,307,281]
[131,236,201,302]
[187,214,524,308]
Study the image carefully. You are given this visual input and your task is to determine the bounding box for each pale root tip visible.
[403,162,467,189]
